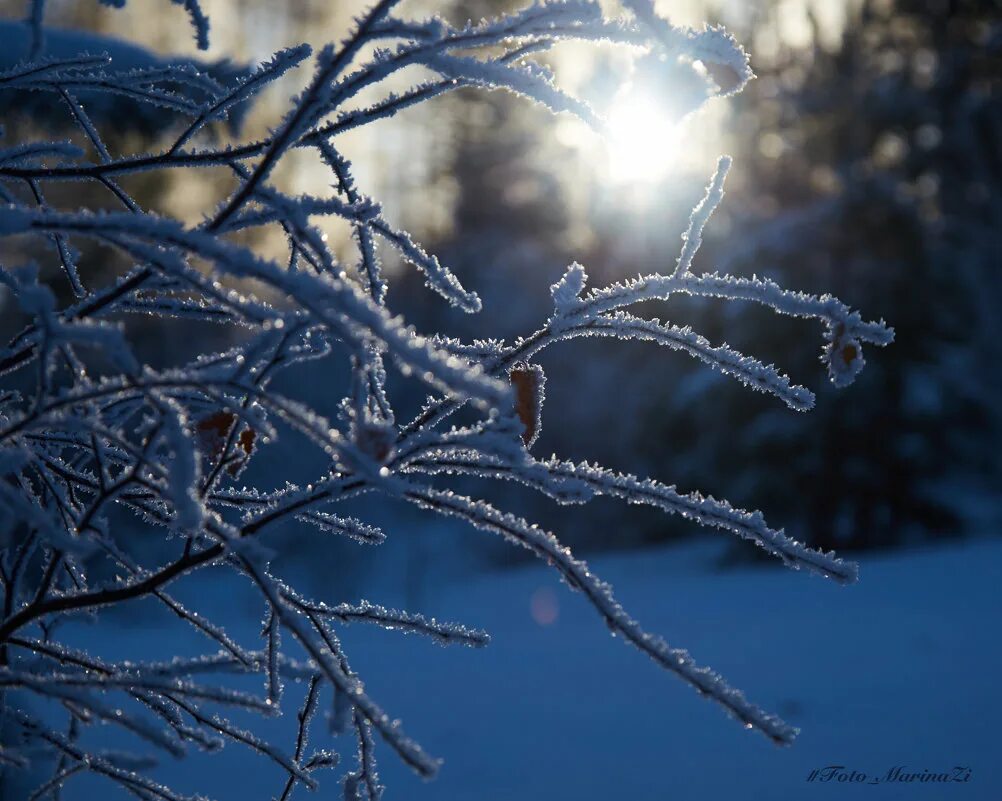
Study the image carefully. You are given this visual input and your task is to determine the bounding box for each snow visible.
[355,539,1002,799]
[52,536,1002,800]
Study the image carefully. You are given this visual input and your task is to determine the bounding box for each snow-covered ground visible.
[54,537,1002,800]
[360,538,1002,800]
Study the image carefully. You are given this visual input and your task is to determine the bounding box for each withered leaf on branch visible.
[510,362,545,448]
[196,410,256,477]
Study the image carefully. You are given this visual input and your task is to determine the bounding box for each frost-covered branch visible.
[0,1,888,798]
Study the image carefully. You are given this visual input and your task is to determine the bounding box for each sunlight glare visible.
[605,88,681,184]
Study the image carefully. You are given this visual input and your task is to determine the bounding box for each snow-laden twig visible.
[401,483,798,743]
[0,0,887,797]
[296,598,490,647]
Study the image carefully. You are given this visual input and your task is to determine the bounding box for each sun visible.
[604,87,682,184]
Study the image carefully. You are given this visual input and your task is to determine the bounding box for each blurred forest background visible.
[2,0,999,598]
